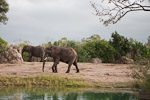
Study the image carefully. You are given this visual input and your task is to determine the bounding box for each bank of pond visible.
[0,75,149,100]
[0,87,140,100]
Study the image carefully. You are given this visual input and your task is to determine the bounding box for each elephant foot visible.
[52,70,57,73]
[54,71,58,73]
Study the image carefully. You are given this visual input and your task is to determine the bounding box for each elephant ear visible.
[50,46,57,57]
[45,47,52,56]
[25,46,32,52]
[27,46,31,50]
[52,46,61,57]
[50,46,54,56]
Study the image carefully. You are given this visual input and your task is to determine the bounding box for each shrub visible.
[132,61,150,91]
[109,31,131,61]
[0,37,8,53]
[83,40,116,62]
[131,42,150,61]
[77,44,91,62]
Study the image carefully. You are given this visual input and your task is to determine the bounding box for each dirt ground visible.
[0,62,134,85]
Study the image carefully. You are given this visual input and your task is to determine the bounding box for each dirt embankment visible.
[0,62,134,86]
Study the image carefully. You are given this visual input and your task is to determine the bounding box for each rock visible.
[90,58,102,64]
[121,56,134,64]
[0,45,23,64]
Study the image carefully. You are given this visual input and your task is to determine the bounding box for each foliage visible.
[42,42,52,48]
[22,52,29,62]
[109,32,150,62]
[86,34,101,41]
[19,41,30,48]
[84,40,116,62]
[18,41,30,62]
[0,75,88,87]
[77,44,91,62]
[109,31,131,62]
[132,61,150,91]
[0,0,9,25]
[48,33,150,63]
[52,35,115,62]
[147,35,150,46]
[53,37,68,47]
[0,37,8,53]
[130,42,150,60]
[91,0,150,26]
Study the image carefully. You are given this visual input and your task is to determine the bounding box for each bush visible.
[22,52,29,61]
[109,31,131,61]
[83,40,116,62]
[131,42,150,61]
[77,44,91,62]
[18,41,30,62]
[0,37,8,53]
[132,61,150,92]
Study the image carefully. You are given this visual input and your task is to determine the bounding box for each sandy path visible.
[0,62,134,85]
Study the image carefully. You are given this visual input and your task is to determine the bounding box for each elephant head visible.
[22,45,31,60]
[42,47,52,72]
[22,46,31,55]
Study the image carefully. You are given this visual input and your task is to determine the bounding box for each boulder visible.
[90,58,102,64]
[0,46,23,64]
[121,56,134,64]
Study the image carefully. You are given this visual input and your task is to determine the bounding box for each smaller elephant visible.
[22,45,44,62]
[43,46,79,73]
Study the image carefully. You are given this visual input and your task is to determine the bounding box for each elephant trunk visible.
[21,49,24,60]
[42,57,48,72]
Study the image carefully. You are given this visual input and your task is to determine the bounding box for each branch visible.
[91,0,150,26]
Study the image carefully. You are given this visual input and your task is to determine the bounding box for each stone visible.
[121,56,134,64]
[0,45,23,64]
[90,58,102,64]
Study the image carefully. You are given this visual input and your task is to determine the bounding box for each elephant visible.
[43,46,79,73]
[22,45,44,62]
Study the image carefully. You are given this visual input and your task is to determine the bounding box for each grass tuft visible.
[0,75,88,87]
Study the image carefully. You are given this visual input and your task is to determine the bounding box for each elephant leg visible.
[52,57,60,73]
[51,63,55,72]
[54,64,58,73]
[73,60,79,73]
[66,63,72,73]
[28,52,32,62]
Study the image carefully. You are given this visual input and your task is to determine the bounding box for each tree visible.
[19,41,30,48]
[91,0,150,26]
[0,0,9,25]
[109,31,131,61]
[147,35,150,46]
[55,37,68,47]
[42,42,52,48]
[86,34,101,41]
[0,37,8,53]
[84,40,116,62]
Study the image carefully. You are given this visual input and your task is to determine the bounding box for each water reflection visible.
[0,87,139,100]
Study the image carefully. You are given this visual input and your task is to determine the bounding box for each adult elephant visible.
[22,45,44,62]
[43,46,79,73]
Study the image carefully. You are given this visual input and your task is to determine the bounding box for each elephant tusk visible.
[44,57,47,60]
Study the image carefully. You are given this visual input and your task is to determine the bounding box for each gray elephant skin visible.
[22,45,44,62]
[43,46,79,73]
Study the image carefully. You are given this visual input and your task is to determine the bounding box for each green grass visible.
[0,75,89,87]
[0,75,139,89]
